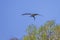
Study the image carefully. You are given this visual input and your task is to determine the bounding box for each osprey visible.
[22,13,42,20]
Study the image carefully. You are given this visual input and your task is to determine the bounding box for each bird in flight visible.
[22,13,42,20]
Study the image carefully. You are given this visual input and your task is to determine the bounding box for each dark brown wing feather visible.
[22,13,32,15]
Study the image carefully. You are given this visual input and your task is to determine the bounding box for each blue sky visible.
[0,0,60,40]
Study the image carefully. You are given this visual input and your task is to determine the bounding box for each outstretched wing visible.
[22,13,32,15]
[22,13,43,21]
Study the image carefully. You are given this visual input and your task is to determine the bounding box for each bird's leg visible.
[32,16,35,21]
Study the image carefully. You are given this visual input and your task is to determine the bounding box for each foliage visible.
[23,20,60,40]
[10,37,19,40]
